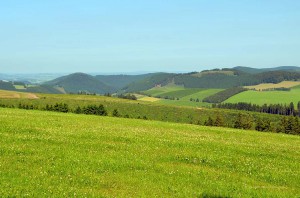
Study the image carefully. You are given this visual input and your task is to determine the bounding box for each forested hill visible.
[122,73,176,92]
[172,70,300,89]
[44,73,115,94]
[95,73,154,89]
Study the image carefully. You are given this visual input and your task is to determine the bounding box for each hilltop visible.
[44,72,115,94]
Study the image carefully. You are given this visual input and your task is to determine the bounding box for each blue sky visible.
[0,0,300,73]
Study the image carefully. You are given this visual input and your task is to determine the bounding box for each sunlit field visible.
[0,108,299,197]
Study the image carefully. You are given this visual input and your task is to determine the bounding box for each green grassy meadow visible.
[155,88,204,98]
[0,108,299,197]
[141,84,224,108]
[142,84,184,96]
[156,89,223,107]
[225,86,300,106]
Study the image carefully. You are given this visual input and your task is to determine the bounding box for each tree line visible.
[1,102,149,120]
[203,87,247,103]
[213,102,300,116]
[204,112,300,135]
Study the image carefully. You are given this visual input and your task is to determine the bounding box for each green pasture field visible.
[156,89,223,107]
[155,88,204,99]
[225,86,300,107]
[142,84,184,96]
[0,108,299,197]
[13,85,26,90]
[156,99,211,108]
[140,83,223,108]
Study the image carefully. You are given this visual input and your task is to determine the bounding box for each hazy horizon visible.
[1,65,300,75]
[1,1,300,73]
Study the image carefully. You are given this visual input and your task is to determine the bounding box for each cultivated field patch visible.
[138,96,161,102]
[225,86,300,107]
[0,89,38,99]
[244,81,300,90]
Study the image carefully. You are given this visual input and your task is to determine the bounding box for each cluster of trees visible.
[17,102,69,113]
[204,113,254,130]
[233,113,254,130]
[204,114,225,127]
[117,94,137,100]
[74,104,107,116]
[213,102,300,116]
[204,112,300,135]
[18,102,108,116]
[155,95,179,100]
[104,93,112,97]
[261,87,290,91]
[1,101,150,121]
[44,103,69,113]
[203,87,247,103]
[18,103,38,110]
[190,98,200,102]
[77,91,96,95]
[278,116,300,135]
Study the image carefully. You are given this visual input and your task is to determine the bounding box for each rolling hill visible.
[1,66,300,96]
[44,72,115,94]
[95,73,154,89]
[122,73,176,92]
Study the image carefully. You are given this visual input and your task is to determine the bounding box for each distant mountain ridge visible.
[233,66,300,74]
[1,66,300,94]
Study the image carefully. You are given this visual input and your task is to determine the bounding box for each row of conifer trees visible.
[205,113,300,135]
[213,102,300,116]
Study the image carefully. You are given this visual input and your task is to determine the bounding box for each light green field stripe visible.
[225,89,300,107]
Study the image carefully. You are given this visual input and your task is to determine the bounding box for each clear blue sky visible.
[1,0,300,73]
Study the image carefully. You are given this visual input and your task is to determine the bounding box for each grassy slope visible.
[141,84,223,107]
[142,84,184,96]
[225,86,300,106]
[0,108,299,197]
[155,88,204,98]
[0,93,217,124]
[157,89,223,107]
